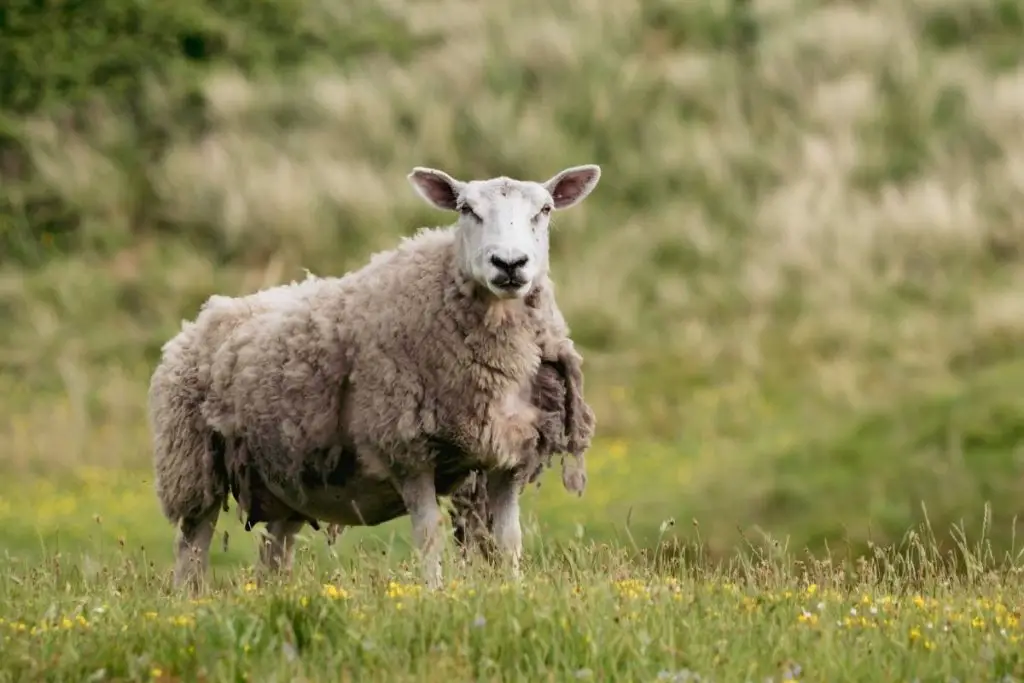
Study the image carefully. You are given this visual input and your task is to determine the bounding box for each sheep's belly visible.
[269,438,479,527]
[292,477,408,527]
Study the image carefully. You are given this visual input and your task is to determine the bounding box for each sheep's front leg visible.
[486,468,523,579]
[396,471,444,590]
[174,505,220,592]
[258,519,306,575]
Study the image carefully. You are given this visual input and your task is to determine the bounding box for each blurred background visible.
[2,0,1023,569]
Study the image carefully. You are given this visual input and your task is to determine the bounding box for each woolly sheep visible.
[149,164,601,590]
[154,276,595,569]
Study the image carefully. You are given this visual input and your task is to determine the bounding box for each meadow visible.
[4,523,1024,681]
[3,0,1024,678]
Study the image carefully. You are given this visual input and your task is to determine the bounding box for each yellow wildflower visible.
[322,584,348,599]
[797,610,818,625]
[386,581,422,599]
[613,579,647,600]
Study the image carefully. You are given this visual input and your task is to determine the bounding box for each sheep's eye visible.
[459,204,480,221]
[534,205,552,221]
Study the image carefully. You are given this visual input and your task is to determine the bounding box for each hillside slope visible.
[2,0,1023,558]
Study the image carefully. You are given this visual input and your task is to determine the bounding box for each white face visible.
[408,165,602,300]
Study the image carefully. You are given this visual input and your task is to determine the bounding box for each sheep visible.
[148,163,602,590]
[156,274,594,562]
[151,270,595,584]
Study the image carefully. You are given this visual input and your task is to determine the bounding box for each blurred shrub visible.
[0,0,437,263]
[2,0,1024,554]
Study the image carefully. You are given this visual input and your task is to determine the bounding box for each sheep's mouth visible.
[490,274,529,294]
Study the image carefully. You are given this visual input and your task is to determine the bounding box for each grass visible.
[4,462,1024,680]
[4,522,1024,682]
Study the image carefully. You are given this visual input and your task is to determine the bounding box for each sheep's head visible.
[408,164,601,300]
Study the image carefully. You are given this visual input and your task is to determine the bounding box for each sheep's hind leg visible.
[174,505,220,593]
[396,471,444,590]
[486,468,523,580]
[258,519,306,575]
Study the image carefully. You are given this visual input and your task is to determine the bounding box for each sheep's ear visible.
[543,164,601,210]
[408,167,464,211]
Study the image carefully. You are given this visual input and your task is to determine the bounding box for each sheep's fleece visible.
[149,225,594,538]
[449,356,592,556]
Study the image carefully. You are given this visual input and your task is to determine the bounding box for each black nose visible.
[490,254,529,275]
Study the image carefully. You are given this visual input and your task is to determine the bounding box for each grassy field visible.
[3,0,1024,678]
[4,528,1024,681]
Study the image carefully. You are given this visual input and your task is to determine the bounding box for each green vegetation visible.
[4,530,1024,681]
[3,1,1024,674]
